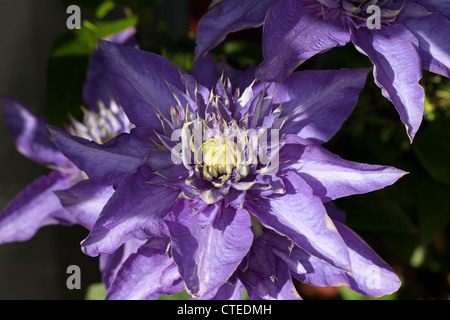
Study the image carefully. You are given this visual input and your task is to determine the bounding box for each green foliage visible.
[158,290,190,301]
[85,282,107,300]
[339,288,398,300]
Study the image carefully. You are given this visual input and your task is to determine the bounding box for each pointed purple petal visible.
[1,97,67,167]
[81,167,180,257]
[194,0,272,63]
[256,0,350,82]
[54,179,115,230]
[48,126,147,187]
[292,220,401,298]
[165,199,253,299]
[98,40,207,129]
[0,171,75,244]
[351,25,425,140]
[106,238,183,300]
[280,135,407,201]
[247,171,351,272]
[273,68,370,143]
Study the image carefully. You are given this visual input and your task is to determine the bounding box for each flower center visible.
[201,135,240,181]
[156,77,283,205]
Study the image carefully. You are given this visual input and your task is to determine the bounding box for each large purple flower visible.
[49,40,405,299]
[195,0,450,140]
[0,29,136,245]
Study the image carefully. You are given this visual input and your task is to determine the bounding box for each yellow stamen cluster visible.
[201,135,240,181]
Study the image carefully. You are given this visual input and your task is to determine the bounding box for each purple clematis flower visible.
[0,28,136,245]
[195,0,450,140]
[49,40,406,300]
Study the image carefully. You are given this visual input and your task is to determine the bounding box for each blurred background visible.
[0,0,448,300]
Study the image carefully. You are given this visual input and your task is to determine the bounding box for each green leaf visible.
[96,0,116,19]
[413,117,450,187]
[242,287,249,300]
[409,245,427,268]
[158,290,190,300]
[338,288,397,300]
[59,0,111,16]
[85,283,107,300]
[81,15,138,41]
